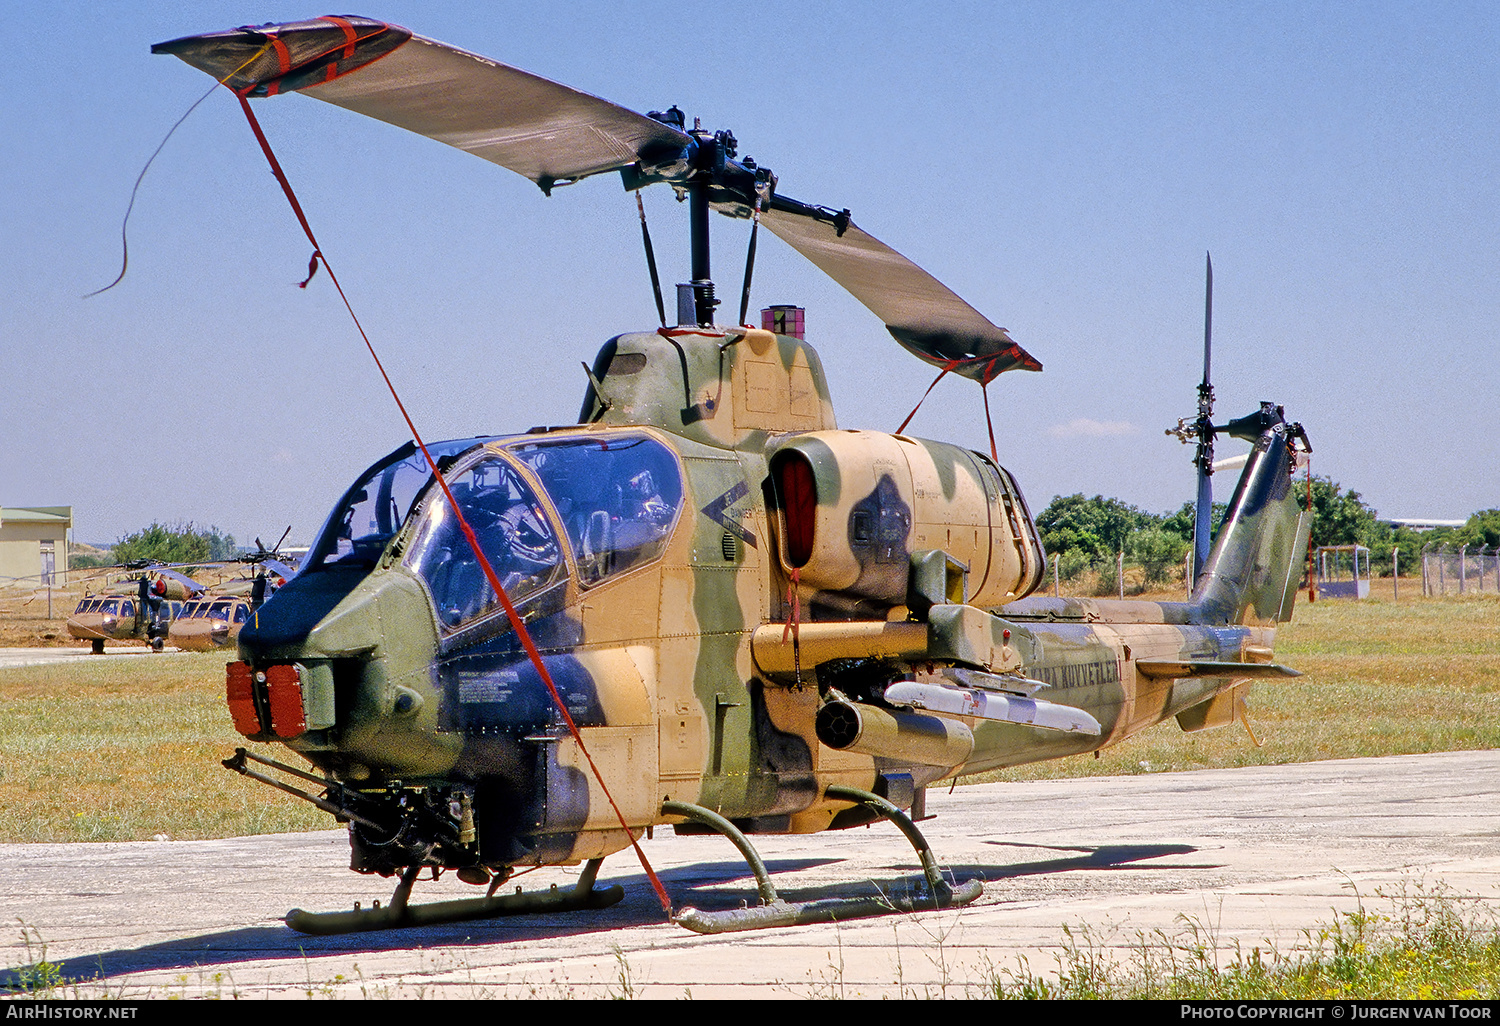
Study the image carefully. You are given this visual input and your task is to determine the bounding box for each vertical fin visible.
[1189,404,1312,626]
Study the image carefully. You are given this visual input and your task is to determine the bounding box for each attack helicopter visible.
[154,16,1313,935]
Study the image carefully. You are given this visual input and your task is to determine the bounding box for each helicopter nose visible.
[230,568,448,775]
[237,568,372,660]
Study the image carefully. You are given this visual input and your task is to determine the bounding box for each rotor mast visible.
[683,118,735,327]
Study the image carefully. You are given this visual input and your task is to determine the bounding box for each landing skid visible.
[285,857,622,936]
[673,879,984,934]
[664,785,984,935]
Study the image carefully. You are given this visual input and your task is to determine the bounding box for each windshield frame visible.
[400,444,571,636]
[302,437,494,574]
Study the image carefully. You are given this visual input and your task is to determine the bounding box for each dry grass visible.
[0,583,93,647]
[0,654,327,842]
[970,587,1500,784]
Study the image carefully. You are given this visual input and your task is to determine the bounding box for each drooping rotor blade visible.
[258,558,299,581]
[153,17,693,193]
[156,17,1038,379]
[762,197,1041,384]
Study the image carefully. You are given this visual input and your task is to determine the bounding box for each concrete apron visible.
[6,750,1500,999]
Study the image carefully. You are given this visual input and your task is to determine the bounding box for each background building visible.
[0,507,72,586]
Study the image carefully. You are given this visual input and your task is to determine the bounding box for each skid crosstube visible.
[664,787,983,935]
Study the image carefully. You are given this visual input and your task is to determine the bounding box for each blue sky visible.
[3,1,1496,546]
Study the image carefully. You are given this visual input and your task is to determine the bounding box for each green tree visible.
[1306,476,1380,550]
[68,552,112,571]
[1127,526,1190,587]
[112,522,235,565]
[1457,510,1500,550]
[1160,500,1227,543]
[1376,525,1430,578]
[201,526,238,561]
[1037,494,1157,561]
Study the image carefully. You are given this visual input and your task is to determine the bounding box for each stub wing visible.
[1135,660,1302,681]
[153,18,692,191]
[763,197,1042,383]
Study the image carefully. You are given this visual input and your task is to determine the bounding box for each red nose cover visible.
[264,664,307,738]
[225,661,262,737]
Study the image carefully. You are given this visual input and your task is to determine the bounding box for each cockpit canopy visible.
[403,433,683,632]
[510,435,683,587]
[303,437,489,573]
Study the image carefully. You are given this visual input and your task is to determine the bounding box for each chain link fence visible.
[1044,546,1498,601]
[1422,546,1500,596]
[1047,549,1193,598]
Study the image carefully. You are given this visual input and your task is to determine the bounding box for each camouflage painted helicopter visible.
[155,16,1313,935]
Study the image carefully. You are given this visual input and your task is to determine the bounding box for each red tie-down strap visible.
[230,95,675,919]
[897,358,1000,461]
[234,17,410,98]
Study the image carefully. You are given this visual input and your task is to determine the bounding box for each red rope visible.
[781,567,803,684]
[897,362,1000,464]
[1306,454,1317,603]
[981,382,999,462]
[233,94,674,918]
[896,364,951,434]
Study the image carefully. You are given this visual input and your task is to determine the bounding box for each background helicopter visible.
[63,533,299,653]
[156,16,1312,935]
[169,533,299,651]
[65,562,207,653]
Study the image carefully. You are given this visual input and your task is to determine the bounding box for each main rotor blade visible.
[762,197,1041,384]
[154,18,692,191]
[258,558,298,580]
[156,17,1039,380]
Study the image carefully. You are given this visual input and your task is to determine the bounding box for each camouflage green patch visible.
[918,438,962,501]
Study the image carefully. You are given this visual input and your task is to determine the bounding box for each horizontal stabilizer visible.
[1135,660,1302,681]
[884,681,1101,736]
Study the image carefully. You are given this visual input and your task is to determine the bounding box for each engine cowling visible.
[769,430,1045,611]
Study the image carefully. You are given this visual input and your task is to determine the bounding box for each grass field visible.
[0,654,327,842]
[0,586,1496,843]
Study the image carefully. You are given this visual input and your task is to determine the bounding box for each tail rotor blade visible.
[1193,252,1215,581]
